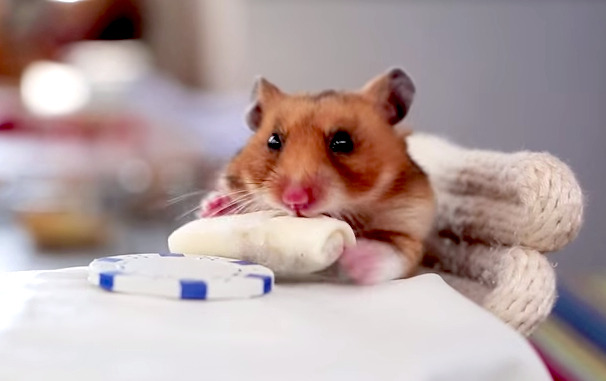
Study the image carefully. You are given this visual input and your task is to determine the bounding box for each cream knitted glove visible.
[408,133,583,252]
[408,133,584,335]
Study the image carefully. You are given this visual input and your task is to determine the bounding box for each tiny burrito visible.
[168,211,356,275]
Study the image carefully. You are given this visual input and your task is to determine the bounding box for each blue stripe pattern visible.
[99,271,121,290]
[180,280,207,299]
[96,257,122,263]
[159,252,185,257]
[232,260,255,265]
[552,284,606,354]
[246,274,273,294]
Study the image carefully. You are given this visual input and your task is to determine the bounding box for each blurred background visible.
[0,0,605,378]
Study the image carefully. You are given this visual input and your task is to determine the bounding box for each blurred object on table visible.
[0,0,213,251]
[0,0,142,81]
[0,96,210,249]
[15,178,110,249]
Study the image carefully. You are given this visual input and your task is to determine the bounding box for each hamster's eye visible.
[267,133,282,151]
[329,131,354,154]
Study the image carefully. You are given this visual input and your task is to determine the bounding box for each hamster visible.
[200,68,435,285]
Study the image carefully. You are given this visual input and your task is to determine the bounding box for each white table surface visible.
[0,267,550,381]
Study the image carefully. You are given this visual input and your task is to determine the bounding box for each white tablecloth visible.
[0,268,550,381]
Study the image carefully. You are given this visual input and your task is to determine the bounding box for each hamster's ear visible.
[360,68,415,125]
[245,76,283,131]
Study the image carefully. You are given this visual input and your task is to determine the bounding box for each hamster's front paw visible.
[199,192,236,217]
[338,239,408,285]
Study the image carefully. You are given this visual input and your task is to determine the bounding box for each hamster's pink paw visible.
[199,192,235,217]
[338,239,407,285]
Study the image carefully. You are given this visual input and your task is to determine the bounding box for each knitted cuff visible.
[424,236,556,336]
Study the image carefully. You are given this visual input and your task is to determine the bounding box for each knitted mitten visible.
[408,133,584,335]
[408,133,583,251]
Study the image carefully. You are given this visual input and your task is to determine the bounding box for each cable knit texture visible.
[408,133,583,336]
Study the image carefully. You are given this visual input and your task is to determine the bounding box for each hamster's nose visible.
[281,184,313,211]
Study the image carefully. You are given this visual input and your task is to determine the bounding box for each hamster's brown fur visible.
[211,68,435,284]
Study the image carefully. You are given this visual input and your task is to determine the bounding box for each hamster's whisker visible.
[166,189,250,213]
[165,190,210,206]
[215,189,252,199]
[207,193,255,216]
[176,204,203,221]
[230,198,258,215]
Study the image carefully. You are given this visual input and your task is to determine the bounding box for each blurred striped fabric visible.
[530,273,606,381]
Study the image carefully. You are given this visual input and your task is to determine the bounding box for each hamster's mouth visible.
[289,208,315,218]
[282,206,323,218]
[263,192,334,218]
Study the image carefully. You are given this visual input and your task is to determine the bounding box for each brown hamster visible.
[200,68,435,285]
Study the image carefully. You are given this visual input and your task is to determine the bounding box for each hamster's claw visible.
[199,192,236,218]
